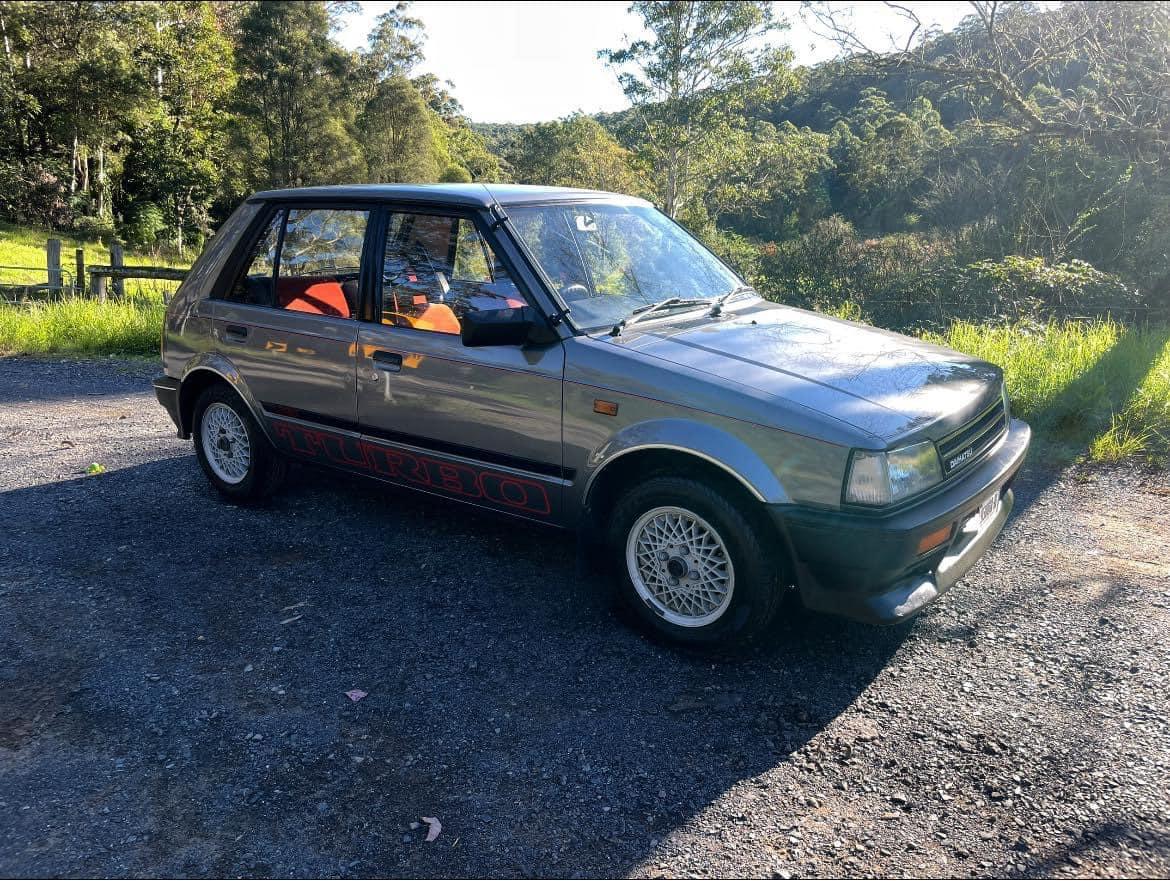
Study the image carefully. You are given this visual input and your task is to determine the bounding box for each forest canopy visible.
[0,0,1166,324]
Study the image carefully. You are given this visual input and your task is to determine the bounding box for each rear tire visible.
[192,384,286,501]
[607,476,786,645]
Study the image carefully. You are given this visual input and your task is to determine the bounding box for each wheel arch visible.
[177,355,268,442]
[581,418,791,529]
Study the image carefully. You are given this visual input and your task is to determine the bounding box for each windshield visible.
[507,202,743,332]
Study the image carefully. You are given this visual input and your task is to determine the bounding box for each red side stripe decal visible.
[271,420,552,517]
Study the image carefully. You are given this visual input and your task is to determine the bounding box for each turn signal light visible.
[916,523,954,555]
[593,399,619,416]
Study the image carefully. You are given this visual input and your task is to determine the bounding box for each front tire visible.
[192,384,286,501]
[607,476,786,645]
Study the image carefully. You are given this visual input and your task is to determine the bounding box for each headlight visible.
[845,440,943,506]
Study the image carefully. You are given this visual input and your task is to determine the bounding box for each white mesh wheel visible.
[625,505,735,627]
[200,402,252,485]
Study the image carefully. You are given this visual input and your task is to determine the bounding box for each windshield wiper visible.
[610,297,711,337]
[708,285,756,317]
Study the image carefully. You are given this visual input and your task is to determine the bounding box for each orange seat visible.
[413,302,460,334]
[277,278,350,318]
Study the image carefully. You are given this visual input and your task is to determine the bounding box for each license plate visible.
[977,492,1000,527]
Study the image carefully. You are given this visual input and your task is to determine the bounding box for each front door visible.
[355,208,567,523]
[213,205,371,429]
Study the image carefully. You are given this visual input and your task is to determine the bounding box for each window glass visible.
[276,208,369,318]
[227,210,282,305]
[453,220,492,281]
[508,203,741,332]
[381,213,524,334]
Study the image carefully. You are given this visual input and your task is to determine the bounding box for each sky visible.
[335,2,980,124]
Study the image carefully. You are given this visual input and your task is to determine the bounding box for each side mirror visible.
[460,306,540,347]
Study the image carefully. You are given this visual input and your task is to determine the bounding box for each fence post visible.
[46,237,62,291]
[75,248,85,296]
[110,240,125,298]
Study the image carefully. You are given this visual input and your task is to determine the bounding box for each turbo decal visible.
[270,419,552,517]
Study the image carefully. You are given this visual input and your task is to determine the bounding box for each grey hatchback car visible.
[154,184,1030,644]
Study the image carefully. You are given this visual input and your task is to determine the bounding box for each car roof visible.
[247,182,653,209]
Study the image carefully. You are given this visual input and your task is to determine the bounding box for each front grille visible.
[937,395,1007,476]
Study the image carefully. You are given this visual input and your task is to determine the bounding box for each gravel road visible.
[2,355,1168,879]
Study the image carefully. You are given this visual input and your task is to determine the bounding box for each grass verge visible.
[0,297,165,357]
[932,320,1170,463]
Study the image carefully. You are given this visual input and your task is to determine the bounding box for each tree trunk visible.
[96,143,106,219]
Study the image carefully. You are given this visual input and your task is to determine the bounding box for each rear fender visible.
[178,353,271,443]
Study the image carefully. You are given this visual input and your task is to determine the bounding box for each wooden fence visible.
[1,237,188,303]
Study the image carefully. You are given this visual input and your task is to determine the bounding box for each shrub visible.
[756,216,957,328]
[122,203,167,249]
[0,159,71,228]
[754,218,1146,331]
[954,256,1142,323]
[439,163,472,183]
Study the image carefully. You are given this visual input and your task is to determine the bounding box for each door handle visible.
[372,350,403,373]
[224,324,249,342]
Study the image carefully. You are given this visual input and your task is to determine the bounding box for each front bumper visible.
[771,418,1031,625]
[153,375,183,434]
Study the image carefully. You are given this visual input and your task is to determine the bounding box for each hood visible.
[616,301,1003,442]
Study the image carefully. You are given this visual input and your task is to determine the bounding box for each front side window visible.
[380,212,524,334]
[225,206,369,319]
[507,203,742,332]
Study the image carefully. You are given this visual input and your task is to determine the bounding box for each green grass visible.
[0,219,188,299]
[0,297,165,356]
[931,320,1170,464]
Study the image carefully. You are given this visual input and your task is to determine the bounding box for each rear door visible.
[213,204,372,429]
[354,206,567,523]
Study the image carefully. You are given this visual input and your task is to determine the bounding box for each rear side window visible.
[224,206,369,319]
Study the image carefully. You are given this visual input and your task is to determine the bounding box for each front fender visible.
[178,353,271,443]
[582,418,789,505]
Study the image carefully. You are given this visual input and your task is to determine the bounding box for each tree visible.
[803,1,1170,162]
[0,1,153,222]
[120,1,235,252]
[231,0,363,190]
[507,114,647,193]
[441,122,505,182]
[361,1,424,83]
[600,1,798,220]
[827,90,953,230]
[358,76,439,183]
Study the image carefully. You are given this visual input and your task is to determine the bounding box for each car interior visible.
[381,213,524,334]
[229,207,526,332]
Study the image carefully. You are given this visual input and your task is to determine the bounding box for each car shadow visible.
[0,456,906,878]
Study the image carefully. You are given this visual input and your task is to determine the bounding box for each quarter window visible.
[381,212,524,334]
[228,210,282,305]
